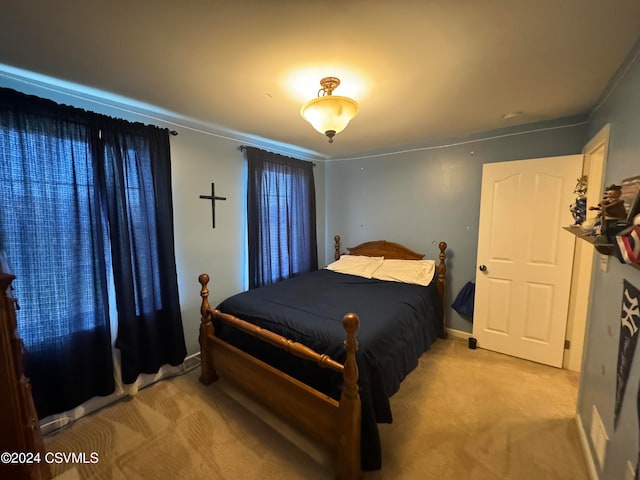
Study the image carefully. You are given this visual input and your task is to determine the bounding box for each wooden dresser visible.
[0,273,50,479]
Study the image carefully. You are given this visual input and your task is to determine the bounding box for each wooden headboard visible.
[333,235,443,261]
[346,240,425,260]
[333,235,448,338]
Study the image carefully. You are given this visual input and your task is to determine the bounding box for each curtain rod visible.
[238,145,316,166]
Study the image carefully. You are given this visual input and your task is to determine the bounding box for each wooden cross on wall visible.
[199,182,227,229]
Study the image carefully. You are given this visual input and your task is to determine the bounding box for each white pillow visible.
[371,259,436,286]
[325,255,384,279]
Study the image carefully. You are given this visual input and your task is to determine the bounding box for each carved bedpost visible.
[198,274,218,385]
[334,235,341,261]
[437,242,448,339]
[337,313,361,480]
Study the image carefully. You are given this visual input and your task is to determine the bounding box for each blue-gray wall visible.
[577,44,640,479]
[323,41,640,478]
[324,120,587,332]
[3,38,640,477]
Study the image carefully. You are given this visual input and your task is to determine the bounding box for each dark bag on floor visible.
[452,281,475,319]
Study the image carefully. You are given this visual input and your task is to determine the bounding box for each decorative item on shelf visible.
[589,184,628,220]
[564,214,640,269]
[578,212,603,239]
[613,224,640,265]
[580,217,599,235]
[589,184,629,244]
[300,77,359,143]
[614,176,640,260]
[620,175,640,222]
[569,176,588,225]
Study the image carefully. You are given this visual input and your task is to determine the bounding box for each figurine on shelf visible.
[589,184,627,220]
[570,177,588,226]
[580,216,600,236]
[589,184,632,243]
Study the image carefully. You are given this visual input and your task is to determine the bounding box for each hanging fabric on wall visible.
[451,281,475,320]
[615,279,640,430]
[614,225,640,265]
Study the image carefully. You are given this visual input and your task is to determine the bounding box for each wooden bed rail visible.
[197,273,362,479]
[198,273,355,377]
[211,309,345,374]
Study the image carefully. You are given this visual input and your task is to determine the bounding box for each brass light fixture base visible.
[318,77,340,96]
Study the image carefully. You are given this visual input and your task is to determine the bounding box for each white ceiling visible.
[1,1,639,160]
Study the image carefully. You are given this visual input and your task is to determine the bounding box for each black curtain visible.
[99,122,186,384]
[0,87,186,415]
[245,147,318,289]
[0,89,115,417]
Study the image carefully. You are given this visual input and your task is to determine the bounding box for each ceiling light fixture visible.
[300,77,359,143]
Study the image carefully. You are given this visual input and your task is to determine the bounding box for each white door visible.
[473,155,583,367]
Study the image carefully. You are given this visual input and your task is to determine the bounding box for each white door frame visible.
[563,124,610,371]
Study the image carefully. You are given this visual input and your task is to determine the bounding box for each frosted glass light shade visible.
[300,95,359,137]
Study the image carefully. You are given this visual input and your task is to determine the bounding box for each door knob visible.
[479,265,487,272]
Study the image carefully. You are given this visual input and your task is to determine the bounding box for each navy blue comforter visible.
[215,268,442,470]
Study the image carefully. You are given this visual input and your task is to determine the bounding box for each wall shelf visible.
[564,226,640,271]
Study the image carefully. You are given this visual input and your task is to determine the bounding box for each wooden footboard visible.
[198,274,361,479]
[197,238,447,478]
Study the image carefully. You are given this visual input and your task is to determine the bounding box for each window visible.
[0,87,186,418]
[245,147,318,289]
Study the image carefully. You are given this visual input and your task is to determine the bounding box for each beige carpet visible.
[44,338,588,479]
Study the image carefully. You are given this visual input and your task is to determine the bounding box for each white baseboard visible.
[41,352,202,436]
[575,413,599,480]
[183,351,201,371]
[446,328,472,341]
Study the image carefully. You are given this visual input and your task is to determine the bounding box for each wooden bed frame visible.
[198,237,447,479]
